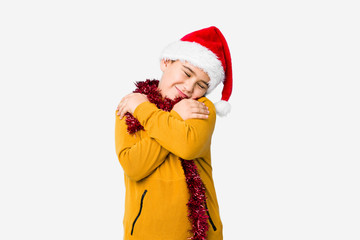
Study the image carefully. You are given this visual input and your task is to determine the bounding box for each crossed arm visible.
[115,93,216,181]
[115,114,170,181]
[116,93,210,121]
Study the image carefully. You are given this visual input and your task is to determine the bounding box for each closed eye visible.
[197,83,205,89]
[184,71,191,77]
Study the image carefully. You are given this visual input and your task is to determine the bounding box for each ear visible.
[160,59,171,72]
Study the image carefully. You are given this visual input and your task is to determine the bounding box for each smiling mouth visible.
[175,87,188,98]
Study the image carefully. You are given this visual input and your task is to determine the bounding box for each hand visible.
[173,99,209,120]
[116,93,148,119]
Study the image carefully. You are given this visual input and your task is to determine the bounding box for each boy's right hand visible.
[116,93,148,119]
[173,99,209,120]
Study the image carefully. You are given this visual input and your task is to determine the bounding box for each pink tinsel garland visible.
[125,79,209,239]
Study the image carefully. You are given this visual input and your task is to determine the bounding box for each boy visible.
[115,26,232,240]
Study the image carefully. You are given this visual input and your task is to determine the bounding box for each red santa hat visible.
[160,26,233,116]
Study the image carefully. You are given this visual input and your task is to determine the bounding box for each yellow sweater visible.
[115,97,223,240]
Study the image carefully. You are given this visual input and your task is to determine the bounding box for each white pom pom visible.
[214,100,231,117]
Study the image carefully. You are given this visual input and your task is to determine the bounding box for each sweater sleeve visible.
[132,97,216,160]
[115,111,170,182]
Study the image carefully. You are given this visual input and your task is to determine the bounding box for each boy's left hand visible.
[116,93,148,119]
[173,99,209,120]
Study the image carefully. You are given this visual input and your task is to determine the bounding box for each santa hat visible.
[160,26,233,116]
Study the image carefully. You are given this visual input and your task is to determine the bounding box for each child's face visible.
[158,60,210,100]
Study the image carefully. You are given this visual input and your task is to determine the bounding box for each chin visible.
[164,92,178,100]
[162,94,176,100]
[169,96,179,100]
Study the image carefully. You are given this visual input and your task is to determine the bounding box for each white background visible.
[1,0,359,239]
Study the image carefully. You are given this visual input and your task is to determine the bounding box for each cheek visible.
[160,75,173,88]
[192,89,207,99]
[163,72,180,86]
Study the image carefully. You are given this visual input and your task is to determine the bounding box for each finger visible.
[117,101,124,115]
[118,101,127,119]
[116,102,123,112]
[120,106,128,119]
[191,113,209,119]
[201,107,210,114]
[116,97,127,113]
[119,108,127,119]
[194,103,209,114]
[116,104,121,115]
[120,111,126,119]
[116,101,123,112]
[194,100,207,108]
[118,100,126,115]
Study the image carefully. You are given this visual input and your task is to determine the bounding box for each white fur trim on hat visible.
[214,100,231,117]
[160,41,225,94]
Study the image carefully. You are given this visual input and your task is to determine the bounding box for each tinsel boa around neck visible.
[124,79,210,240]
[124,79,182,134]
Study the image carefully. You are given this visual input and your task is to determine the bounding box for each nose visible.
[182,80,195,94]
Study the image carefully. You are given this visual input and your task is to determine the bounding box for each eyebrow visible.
[182,65,209,87]
[182,65,196,76]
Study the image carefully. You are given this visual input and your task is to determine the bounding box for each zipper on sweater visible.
[131,189,148,235]
[205,201,217,231]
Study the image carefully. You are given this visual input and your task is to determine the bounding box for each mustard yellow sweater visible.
[115,97,223,240]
